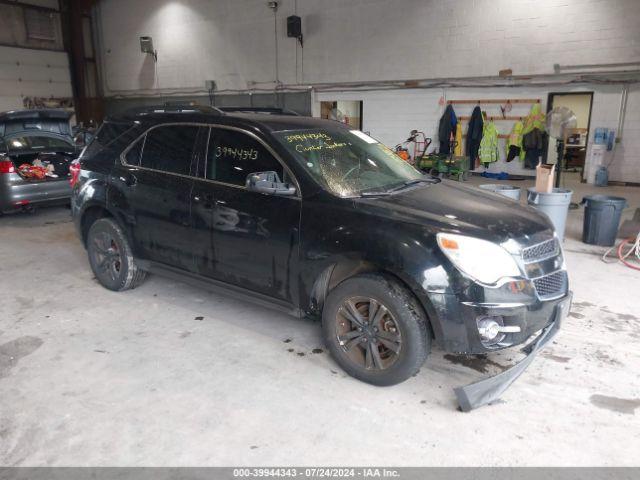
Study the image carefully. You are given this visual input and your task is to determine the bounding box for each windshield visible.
[5,135,73,152]
[272,128,423,197]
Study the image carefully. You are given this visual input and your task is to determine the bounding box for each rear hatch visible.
[0,109,77,182]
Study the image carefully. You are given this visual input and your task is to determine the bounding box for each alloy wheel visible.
[335,296,402,371]
[91,232,122,282]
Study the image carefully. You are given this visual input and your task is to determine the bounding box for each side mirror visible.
[246,171,296,196]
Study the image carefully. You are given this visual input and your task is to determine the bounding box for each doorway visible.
[545,92,593,175]
[320,100,363,130]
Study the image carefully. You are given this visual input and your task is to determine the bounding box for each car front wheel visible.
[322,273,430,386]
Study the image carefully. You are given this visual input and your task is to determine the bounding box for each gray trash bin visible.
[581,195,627,246]
[479,184,521,201]
[527,188,573,241]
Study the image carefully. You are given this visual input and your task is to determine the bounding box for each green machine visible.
[417,154,469,182]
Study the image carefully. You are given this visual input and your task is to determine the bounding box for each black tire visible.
[322,273,430,386]
[87,217,147,291]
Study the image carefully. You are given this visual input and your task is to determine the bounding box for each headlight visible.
[437,233,521,285]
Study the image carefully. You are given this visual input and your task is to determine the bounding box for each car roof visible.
[107,105,346,133]
[0,109,72,122]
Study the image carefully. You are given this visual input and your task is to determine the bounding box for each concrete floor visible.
[1,173,639,466]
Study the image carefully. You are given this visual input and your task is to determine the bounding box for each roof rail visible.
[217,107,300,116]
[124,104,224,116]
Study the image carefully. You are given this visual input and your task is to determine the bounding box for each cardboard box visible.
[535,163,555,193]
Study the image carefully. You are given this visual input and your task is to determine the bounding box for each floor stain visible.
[590,394,640,415]
[572,301,596,308]
[287,348,294,353]
[569,312,585,319]
[297,352,305,357]
[616,312,637,321]
[443,354,508,374]
[542,352,571,363]
[0,336,44,380]
[15,296,34,309]
[283,338,292,343]
[194,316,204,321]
[311,348,324,354]
[180,331,192,339]
[593,350,622,366]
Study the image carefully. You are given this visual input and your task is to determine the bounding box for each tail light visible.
[69,160,81,187]
[0,159,16,174]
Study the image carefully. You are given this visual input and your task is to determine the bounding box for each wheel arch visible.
[309,259,437,342]
[80,205,113,245]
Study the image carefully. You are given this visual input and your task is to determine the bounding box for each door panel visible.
[114,124,201,269]
[210,185,300,301]
[194,127,301,302]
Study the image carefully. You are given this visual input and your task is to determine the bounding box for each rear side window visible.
[81,121,138,161]
[139,125,199,176]
[205,128,284,186]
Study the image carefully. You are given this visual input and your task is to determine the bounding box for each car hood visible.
[353,180,554,243]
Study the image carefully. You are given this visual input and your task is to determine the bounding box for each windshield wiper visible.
[360,191,392,197]
[359,177,440,197]
[385,177,441,193]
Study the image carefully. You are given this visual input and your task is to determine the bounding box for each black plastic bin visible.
[581,195,628,246]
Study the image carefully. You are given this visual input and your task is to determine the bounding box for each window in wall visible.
[206,128,284,186]
[24,8,57,42]
[139,125,199,176]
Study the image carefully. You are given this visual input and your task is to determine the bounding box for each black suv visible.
[72,106,571,410]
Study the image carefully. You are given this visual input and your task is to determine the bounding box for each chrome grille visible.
[533,271,567,299]
[522,238,559,263]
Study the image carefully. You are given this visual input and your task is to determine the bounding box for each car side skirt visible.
[136,259,303,319]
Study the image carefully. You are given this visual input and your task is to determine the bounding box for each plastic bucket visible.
[581,195,627,246]
[527,188,573,241]
[479,184,521,201]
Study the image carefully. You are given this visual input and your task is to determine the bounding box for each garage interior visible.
[1,0,640,470]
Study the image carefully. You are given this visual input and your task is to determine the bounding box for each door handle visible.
[120,173,137,186]
[193,193,214,208]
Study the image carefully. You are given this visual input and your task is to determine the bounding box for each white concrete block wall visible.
[0,46,73,113]
[611,86,640,182]
[96,0,640,93]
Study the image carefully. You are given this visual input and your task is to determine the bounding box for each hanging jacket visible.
[454,123,462,156]
[507,120,525,161]
[507,121,523,151]
[479,122,500,164]
[438,104,457,154]
[522,128,544,150]
[466,106,483,169]
[522,104,546,135]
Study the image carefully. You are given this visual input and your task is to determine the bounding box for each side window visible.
[124,136,144,165]
[206,128,284,186]
[139,125,199,176]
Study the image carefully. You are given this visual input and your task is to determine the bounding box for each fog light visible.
[477,317,502,342]
[476,316,521,347]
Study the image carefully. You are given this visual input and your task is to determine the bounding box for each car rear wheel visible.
[87,218,147,291]
[322,273,430,386]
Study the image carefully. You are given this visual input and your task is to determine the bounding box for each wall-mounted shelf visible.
[447,99,541,105]
[458,115,525,121]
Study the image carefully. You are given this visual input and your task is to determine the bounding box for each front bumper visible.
[426,286,568,354]
[454,291,572,411]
